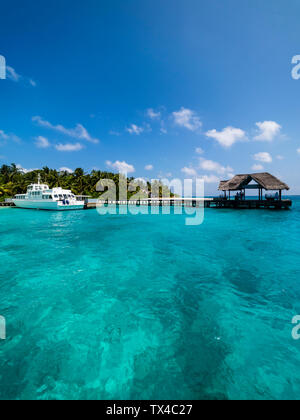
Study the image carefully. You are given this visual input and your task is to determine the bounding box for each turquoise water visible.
[1,200,300,400]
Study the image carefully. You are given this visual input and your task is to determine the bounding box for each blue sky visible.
[1,0,300,194]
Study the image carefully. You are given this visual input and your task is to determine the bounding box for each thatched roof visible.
[219,180,229,190]
[219,173,290,191]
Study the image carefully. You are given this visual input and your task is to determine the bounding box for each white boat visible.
[13,175,85,211]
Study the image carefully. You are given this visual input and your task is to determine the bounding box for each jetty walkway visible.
[85,197,292,210]
[1,197,292,210]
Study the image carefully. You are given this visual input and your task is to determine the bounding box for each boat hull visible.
[12,200,85,211]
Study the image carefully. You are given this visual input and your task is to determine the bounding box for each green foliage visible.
[0,164,174,201]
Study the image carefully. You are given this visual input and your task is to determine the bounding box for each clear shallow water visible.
[0,199,300,400]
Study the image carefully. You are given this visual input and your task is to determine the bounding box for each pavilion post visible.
[279,190,282,201]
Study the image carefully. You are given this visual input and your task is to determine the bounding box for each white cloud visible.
[195,147,204,155]
[6,66,37,87]
[106,160,135,174]
[252,164,264,171]
[32,116,99,144]
[206,126,246,148]
[173,108,202,131]
[6,66,21,82]
[145,164,154,171]
[199,158,233,175]
[297,149,300,155]
[157,171,172,179]
[254,121,281,142]
[126,124,144,135]
[55,143,84,152]
[0,130,9,141]
[109,130,121,136]
[276,155,284,160]
[16,164,37,174]
[253,152,272,163]
[0,129,21,143]
[181,167,197,177]
[201,174,220,184]
[59,167,74,174]
[35,136,50,149]
[29,79,37,87]
[147,109,161,119]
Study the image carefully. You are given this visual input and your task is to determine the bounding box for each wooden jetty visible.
[84,196,292,210]
[210,198,292,210]
[0,197,291,210]
[85,198,213,209]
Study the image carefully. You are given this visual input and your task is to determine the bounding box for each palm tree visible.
[0,185,10,200]
[0,164,173,201]
[9,163,19,182]
[74,168,86,195]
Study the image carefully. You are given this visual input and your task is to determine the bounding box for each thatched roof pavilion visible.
[218,173,289,201]
[219,173,289,191]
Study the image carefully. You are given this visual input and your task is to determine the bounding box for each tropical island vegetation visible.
[0,164,174,201]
